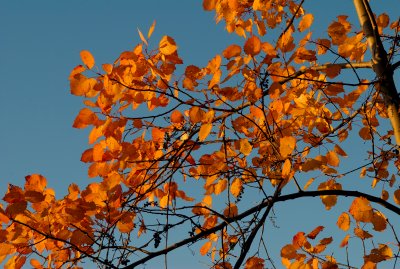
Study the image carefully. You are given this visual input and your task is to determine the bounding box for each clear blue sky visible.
[1,1,399,268]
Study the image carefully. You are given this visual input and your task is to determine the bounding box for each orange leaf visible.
[279,136,296,157]
[214,179,227,195]
[354,227,373,239]
[292,232,307,249]
[326,151,340,167]
[281,244,297,259]
[340,234,350,248]
[240,139,252,156]
[70,74,97,96]
[159,36,177,55]
[298,14,314,32]
[200,241,212,256]
[244,36,262,56]
[80,50,95,69]
[230,178,242,197]
[336,212,350,231]
[317,39,331,55]
[244,257,264,269]
[393,189,400,205]
[282,159,291,178]
[171,110,184,123]
[73,108,98,129]
[147,20,156,39]
[307,226,324,239]
[223,203,238,218]
[334,144,347,157]
[199,123,212,141]
[203,0,216,10]
[371,211,386,231]
[30,259,43,269]
[349,197,373,222]
[223,44,242,59]
[102,63,113,74]
[137,28,148,46]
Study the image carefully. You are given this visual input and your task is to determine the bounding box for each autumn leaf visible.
[340,234,350,248]
[298,14,314,32]
[203,0,216,10]
[171,110,185,124]
[230,178,242,197]
[349,197,373,223]
[336,212,350,231]
[223,44,241,59]
[240,138,252,156]
[279,136,296,157]
[199,123,212,141]
[244,257,264,269]
[200,241,212,256]
[393,189,400,205]
[223,203,238,217]
[147,20,156,39]
[371,211,386,232]
[244,36,261,56]
[307,226,324,239]
[159,35,177,55]
[280,244,297,259]
[80,50,95,69]
[137,28,148,46]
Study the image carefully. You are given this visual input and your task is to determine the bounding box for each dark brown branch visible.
[123,189,400,268]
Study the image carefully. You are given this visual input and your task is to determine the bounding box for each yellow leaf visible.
[298,14,314,32]
[244,36,262,56]
[279,136,296,157]
[199,123,212,141]
[240,139,252,156]
[336,212,350,231]
[230,178,242,197]
[159,35,177,55]
[80,50,95,69]
[137,28,148,46]
[200,241,212,256]
[147,20,156,39]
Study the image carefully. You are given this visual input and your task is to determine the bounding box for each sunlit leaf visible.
[199,123,212,141]
[244,36,262,56]
[240,139,252,156]
[298,14,314,32]
[159,35,177,55]
[307,226,324,239]
[349,197,373,223]
[80,50,95,69]
[336,212,350,231]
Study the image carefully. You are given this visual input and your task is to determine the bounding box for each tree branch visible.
[353,0,400,145]
[123,189,400,268]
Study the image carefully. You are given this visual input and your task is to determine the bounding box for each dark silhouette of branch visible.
[123,189,400,268]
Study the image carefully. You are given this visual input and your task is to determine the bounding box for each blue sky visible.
[1,1,400,268]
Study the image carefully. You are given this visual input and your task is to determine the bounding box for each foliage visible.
[1,0,400,268]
